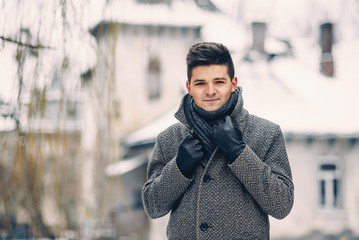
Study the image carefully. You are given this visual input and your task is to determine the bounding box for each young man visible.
[142,42,294,239]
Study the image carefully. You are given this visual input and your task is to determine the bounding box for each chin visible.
[203,106,220,112]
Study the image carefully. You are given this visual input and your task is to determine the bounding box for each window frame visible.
[317,156,343,209]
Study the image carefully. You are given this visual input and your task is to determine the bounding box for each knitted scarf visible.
[183,87,239,155]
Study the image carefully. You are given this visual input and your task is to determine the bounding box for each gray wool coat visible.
[142,88,294,240]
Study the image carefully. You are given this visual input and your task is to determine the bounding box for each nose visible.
[206,83,216,96]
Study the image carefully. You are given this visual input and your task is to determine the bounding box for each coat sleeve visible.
[142,131,193,219]
[228,125,294,219]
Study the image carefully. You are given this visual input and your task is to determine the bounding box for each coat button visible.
[200,222,209,231]
[203,174,211,183]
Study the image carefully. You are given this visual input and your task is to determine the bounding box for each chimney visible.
[251,22,266,53]
[320,23,335,77]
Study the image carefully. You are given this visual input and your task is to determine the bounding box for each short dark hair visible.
[186,42,235,82]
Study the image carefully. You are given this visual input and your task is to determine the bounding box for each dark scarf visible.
[183,87,240,155]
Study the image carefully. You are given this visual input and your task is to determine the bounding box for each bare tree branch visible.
[0,35,56,50]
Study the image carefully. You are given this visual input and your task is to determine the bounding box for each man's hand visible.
[213,116,246,163]
[176,132,204,178]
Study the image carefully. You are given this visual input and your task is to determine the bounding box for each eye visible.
[216,80,225,84]
[194,82,204,86]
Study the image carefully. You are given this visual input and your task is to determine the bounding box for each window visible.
[146,56,161,100]
[318,157,342,209]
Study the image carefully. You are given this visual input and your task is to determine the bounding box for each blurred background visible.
[1,0,359,239]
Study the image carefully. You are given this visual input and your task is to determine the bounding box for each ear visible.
[231,77,238,92]
[186,81,192,95]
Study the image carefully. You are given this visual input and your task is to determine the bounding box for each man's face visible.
[186,64,237,112]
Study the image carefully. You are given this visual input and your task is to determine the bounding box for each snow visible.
[263,36,359,135]
[123,107,178,147]
[105,155,147,176]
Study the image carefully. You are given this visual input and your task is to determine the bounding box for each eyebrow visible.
[193,77,227,83]
[214,77,227,81]
[193,79,205,83]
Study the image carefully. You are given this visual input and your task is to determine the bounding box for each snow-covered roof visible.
[94,0,219,28]
[123,107,178,147]
[105,155,147,176]
[238,37,359,135]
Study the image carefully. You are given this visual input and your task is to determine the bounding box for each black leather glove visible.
[176,132,204,178]
[212,116,246,163]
